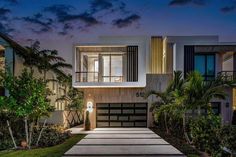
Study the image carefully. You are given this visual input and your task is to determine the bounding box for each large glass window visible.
[76,46,127,83]
[102,55,123,82]
[194,54,215,80]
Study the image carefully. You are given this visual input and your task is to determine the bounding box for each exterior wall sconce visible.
[86,101,93,113]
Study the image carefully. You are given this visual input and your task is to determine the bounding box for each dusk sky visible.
[1,0,236,64]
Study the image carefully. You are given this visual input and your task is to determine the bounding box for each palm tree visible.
[18,41,41,71]
[175,72,228,144]
[184,72,228,115]
[145,71,184,134]
[147,71,229,144]
[36,48,72,82]
[18,41,72,82]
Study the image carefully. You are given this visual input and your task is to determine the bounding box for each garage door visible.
[96,103,147,127]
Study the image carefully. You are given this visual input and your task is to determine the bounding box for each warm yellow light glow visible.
[86,101,93,113]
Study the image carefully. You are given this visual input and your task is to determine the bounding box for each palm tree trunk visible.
[183,112,192,144]
[36,119,47,146]
[6,120,17,148]
[164,112,169,134]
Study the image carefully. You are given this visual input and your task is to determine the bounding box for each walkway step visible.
[64,145,184,156]
[85,133,160,139]
[94,128,150,131]
[80,130,154,134]
[77,138,169,145]
[63,154,186,157]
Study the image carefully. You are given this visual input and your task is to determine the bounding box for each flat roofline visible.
[75,45,127,48]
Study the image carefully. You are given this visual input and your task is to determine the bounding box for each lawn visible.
[0,134,85,157]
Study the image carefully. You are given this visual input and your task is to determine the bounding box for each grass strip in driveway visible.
[0,134,85,157]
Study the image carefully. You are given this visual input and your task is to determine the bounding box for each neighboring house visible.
[0,33,81,127]
[73,36,236,128]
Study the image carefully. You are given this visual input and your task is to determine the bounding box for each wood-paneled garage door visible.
[96,103,147,127]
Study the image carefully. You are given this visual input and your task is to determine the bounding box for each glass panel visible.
[135,122,146,127]
[110,122,121,126]
[130,116,146,121]
[110,109,121,114]
[110,116,117,120]
[123,109,134,114]
[123,122,134,127]
[135,109,147,114]
[110,104,121,108]
[135,103,147,108]
[111,55,123,82]
[97,122,109,127]
[97,116,109,120]
[97,104,109,107]
[194,55,205,75]
[118,116,128,121]
[102,55,110,80]
[97,109,109,114]
[207,55,215,75]
[123,103,134,107]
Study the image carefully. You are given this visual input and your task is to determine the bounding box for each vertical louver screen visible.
[127,46,138,82]
[184,46,195,78]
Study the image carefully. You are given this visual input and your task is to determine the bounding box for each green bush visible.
[218,125,236,156]
[0,113,24,150]
[189,114,222,156]
[32,125,71,147]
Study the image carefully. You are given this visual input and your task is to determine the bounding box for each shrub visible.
[32,125,71,147]
[189,114,222,156]
[218,125,236,156]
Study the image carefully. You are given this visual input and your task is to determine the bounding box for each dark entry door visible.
[96,103,147,127]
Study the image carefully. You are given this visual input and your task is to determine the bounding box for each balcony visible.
[217,71,236,82]
[76,72,124,82]
[75,45,138,84]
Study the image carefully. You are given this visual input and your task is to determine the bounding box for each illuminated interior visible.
[76,46,126,83]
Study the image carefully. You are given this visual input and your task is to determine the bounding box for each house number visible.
[136,92,145,97]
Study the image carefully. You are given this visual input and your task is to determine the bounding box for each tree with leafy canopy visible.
[0,69,54,149]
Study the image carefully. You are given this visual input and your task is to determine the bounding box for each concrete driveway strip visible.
[85,133,160,139]
[78,138,169,145]
[64,128,186,157]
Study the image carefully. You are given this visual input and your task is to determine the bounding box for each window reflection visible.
[194,54,215,80]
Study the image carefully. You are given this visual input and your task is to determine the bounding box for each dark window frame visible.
[194,53,216,81]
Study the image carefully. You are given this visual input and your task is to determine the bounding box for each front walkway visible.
[64,128,185,157]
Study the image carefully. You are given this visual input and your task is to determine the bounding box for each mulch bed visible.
[151,127,200,157]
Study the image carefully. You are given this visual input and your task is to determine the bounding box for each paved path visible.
[64,128,185,157]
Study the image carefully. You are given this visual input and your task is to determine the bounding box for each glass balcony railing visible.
[76,72,124,83]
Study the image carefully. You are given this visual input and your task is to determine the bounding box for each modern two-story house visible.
[73,35,236,128]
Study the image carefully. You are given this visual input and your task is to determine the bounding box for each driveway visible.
[64,128,185,157]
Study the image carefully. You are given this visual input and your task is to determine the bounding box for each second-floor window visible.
[102,55,123,82]
[194,54,215,80]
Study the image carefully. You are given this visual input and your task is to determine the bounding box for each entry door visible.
[96,103,147,127]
